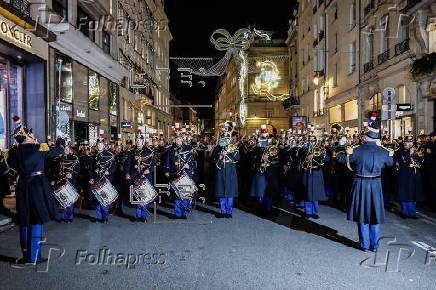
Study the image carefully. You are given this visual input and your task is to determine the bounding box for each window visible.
[349,0,356,29]
[399,16,410,42]
[430,26,436,53]
[313,50,318,71]
[332,33,337,54]
[103,31,111,54]
[333,63,338,87]
[349,41,356,73]
[52,0,68,19]
[109,82,118,116]
[77,8,95,42]
[370,93,382,111]
[88,70,100,110]
[314,89,319,113]
[55,54,73,103]
[398,85,409,103]
[345,100,358,121]
[366,27,374,62]
[380,16,389,53]
[329,105,342,123]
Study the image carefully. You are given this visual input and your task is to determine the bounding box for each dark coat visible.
[393,148,425,202]
[300,146,330,201]
[210,145,239,198]
[338,142,394,224]
[7,143,64,226]
[88,150,117,183]
[124,146,156,184]
[49,154,81,190]
[163,144,196,178]
[249,146,280,198]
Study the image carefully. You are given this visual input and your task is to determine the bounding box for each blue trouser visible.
[174,199,191,217]
[20,224,43,263]
[304,201,319,215]
[96,204,110,220]
[135,204,148,218]
[401,202,416,217]
[258,196,273,212]
[219,197,234,214]
[358,223,380,250]
[62,205,75,220]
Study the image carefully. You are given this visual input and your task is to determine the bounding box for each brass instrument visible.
[301,143,326,170]
[260,145,279,173]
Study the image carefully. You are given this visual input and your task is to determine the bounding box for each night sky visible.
[164,0,297,120]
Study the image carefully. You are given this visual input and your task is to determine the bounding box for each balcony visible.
[364,60,374,73]
[364,0,375,16]
[395,38,409,56]
[1,0,30,17]
[402,0,420,11]
[378,49,390,65]
[411,52,436,79]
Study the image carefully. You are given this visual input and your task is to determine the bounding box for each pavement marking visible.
[272,206,292,214]
[416,212,436,226]
[411,241,436,254]
[153,220,213,224]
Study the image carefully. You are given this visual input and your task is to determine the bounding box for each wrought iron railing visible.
[364,0,375,16]
[395,38,409,56]
[378,49,390,65]
[364,60,374,73]
[5,0,31,17]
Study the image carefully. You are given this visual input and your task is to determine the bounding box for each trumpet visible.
[260,145,279,172]
[301,144,326,170]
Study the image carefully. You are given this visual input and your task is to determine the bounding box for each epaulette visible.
[349,144,360,150]
[380,145,395,152]
[2,150,9,160]
[39,143,50,151]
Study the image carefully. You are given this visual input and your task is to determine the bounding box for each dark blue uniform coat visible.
[249,146,280,198]
[7,143,64,226]
[300,146,330,201]
[210,145,239,198]
[339,142,394,224]
[393,148,425,202]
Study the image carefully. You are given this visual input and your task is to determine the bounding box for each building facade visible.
[0,0,172,147]
[288,0,436,137]
[215,36,290,137]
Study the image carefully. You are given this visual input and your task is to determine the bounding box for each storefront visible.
[327,98,359,135]
[50,49,120,145]
[0,14,50,149]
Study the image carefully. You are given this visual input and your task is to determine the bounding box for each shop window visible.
[109,82,118,116]
[329,105,342,123]
[103,31,111,54]
[77,7,96,42]
[88,70,100,110]
[429,25,436,54]
[369,92,382,111]
[55,55,73,103]
[344,99,358,121]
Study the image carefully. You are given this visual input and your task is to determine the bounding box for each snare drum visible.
[170,173,198,200]
[131,178,158,205]
[91,178,118,206]
[53,181,80,208]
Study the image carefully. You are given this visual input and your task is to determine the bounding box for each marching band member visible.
[164,129,197,219]
[7,125,65,264]
[338,123,394,252]
[250,125,279,217]
[299,134,329,219]
[124,133,156,222]
[88,138,117,224]
[210,122,240,218]
[393,135,425,219]
[50,144,80,222]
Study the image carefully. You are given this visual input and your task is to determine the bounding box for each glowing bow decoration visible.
[210,29,254,52]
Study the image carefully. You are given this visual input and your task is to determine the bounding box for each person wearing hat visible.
[7,125,65,264]
[210,125,240,218]
[124,133,156,222]
[249,126,280,217]
[299,135,329,219]
[338,124,394,252]
[164,133,197,219]
[393,135,425,218]
[88,137,117,223]
[49,144,81,223]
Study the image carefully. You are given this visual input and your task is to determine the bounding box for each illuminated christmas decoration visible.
[239,98,247,125]
[251,60,289,101]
